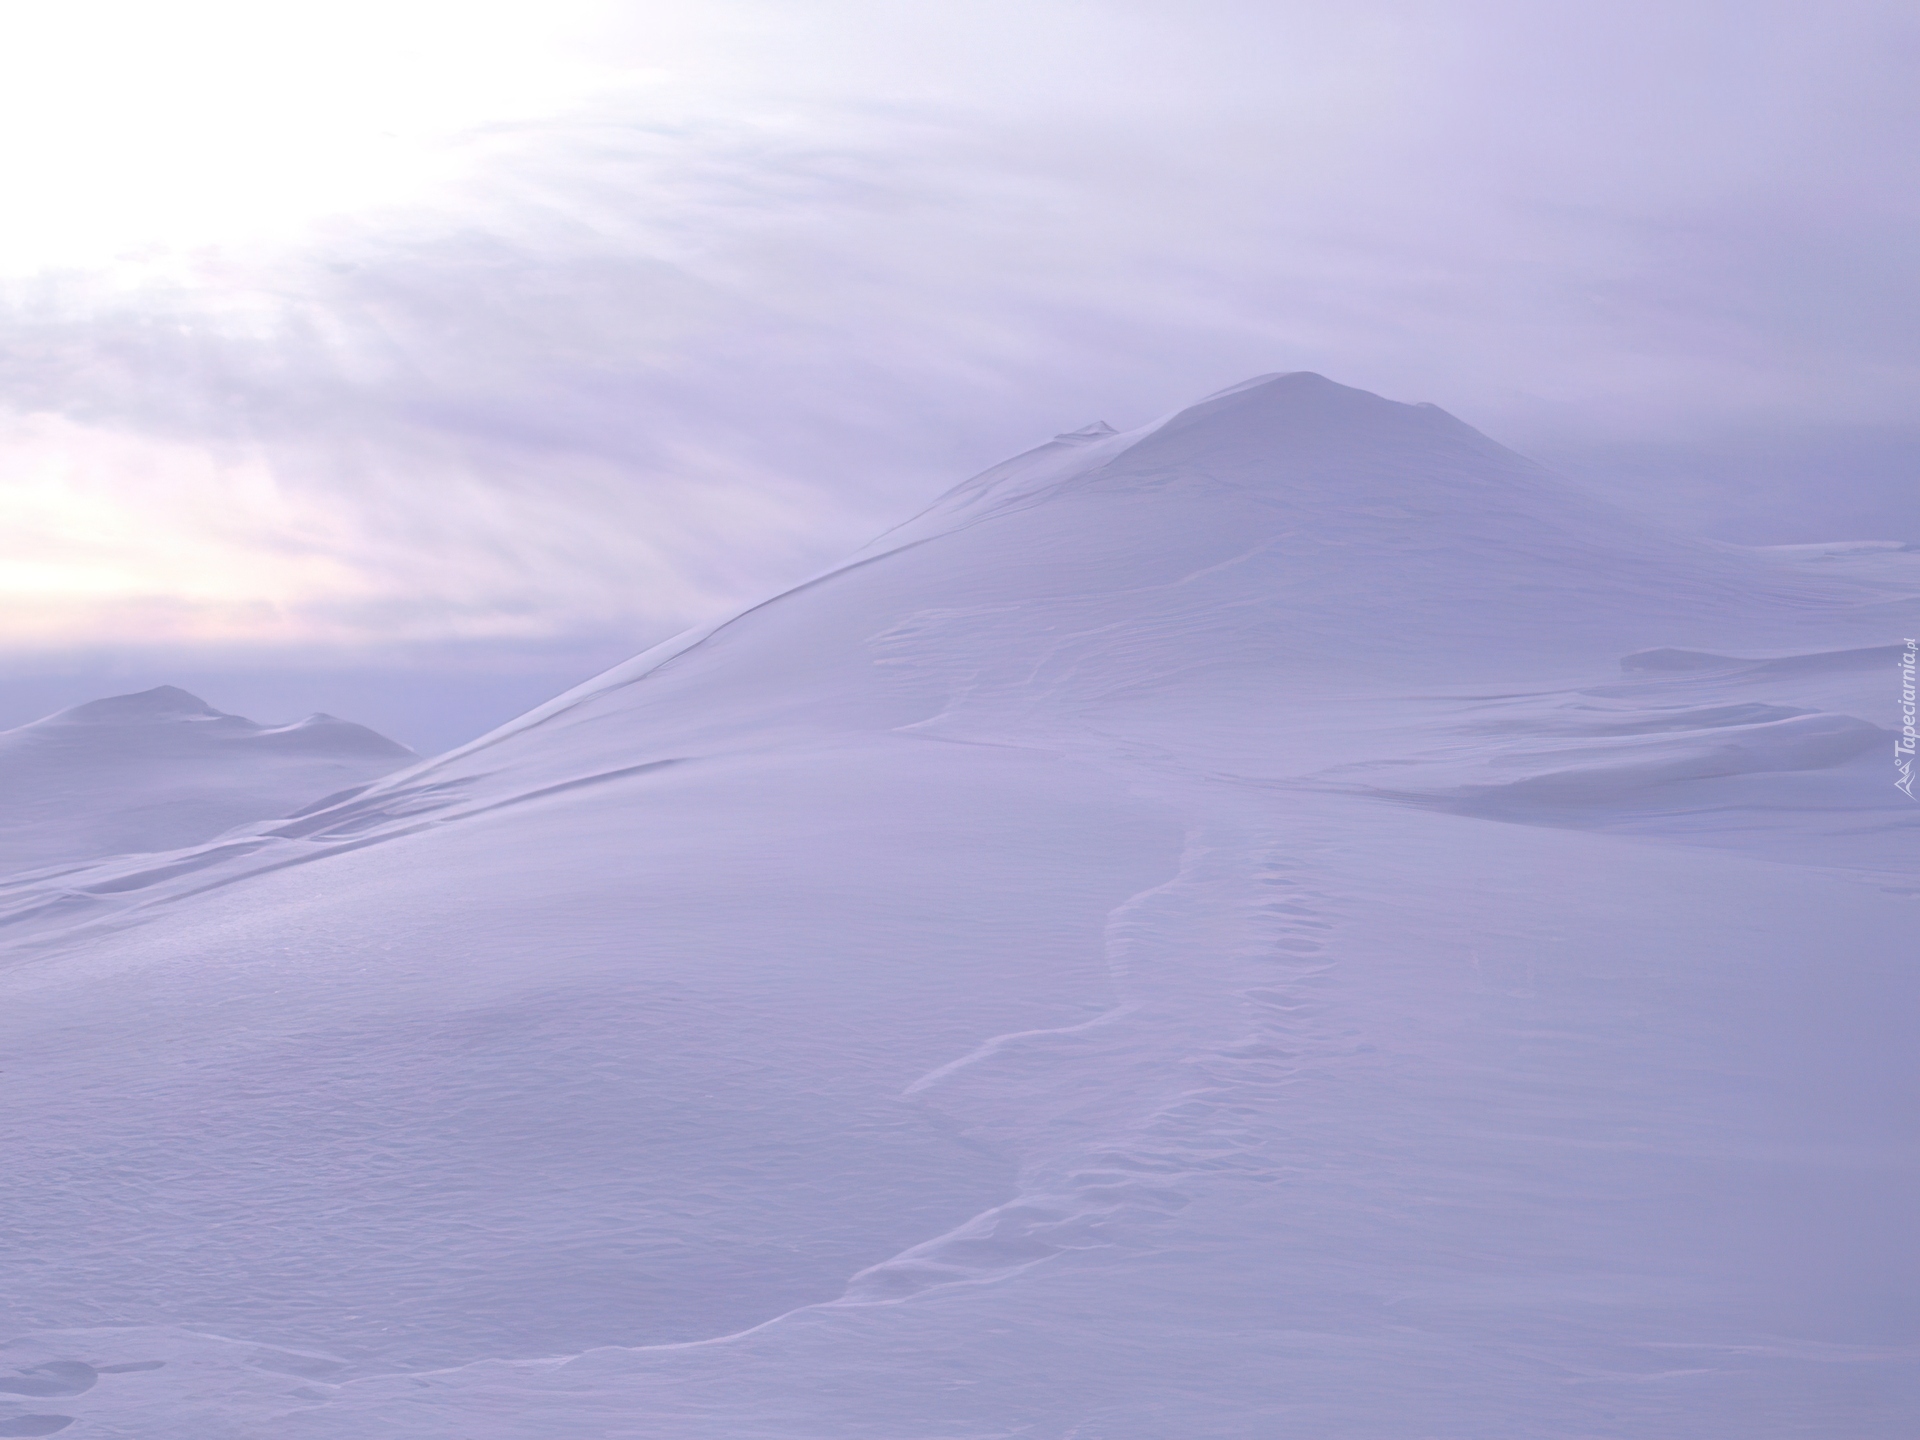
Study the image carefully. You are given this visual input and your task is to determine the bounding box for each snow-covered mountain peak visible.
[0,688,416,877]
[1188,368,1344,404]
[218,374,1895,879]
[887,371,1612,545]
[45,684,229,726]
[1064,369,1556,505]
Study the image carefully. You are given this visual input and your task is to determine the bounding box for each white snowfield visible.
[0,374,1913,1439]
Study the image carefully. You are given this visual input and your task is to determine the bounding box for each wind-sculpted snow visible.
[0,375,1914,1438]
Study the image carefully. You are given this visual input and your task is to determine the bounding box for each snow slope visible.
[0,374,1913,1439]
[0,686,415,879]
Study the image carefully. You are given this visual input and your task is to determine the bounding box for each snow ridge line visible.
[0,760,692,959]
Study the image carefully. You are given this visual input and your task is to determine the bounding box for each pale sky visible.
[2,0,1916,748]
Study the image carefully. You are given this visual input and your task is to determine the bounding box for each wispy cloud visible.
[3,0,1917,656]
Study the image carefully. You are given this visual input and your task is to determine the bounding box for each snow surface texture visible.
[0,686,415,879]
[0,374,1913,1438]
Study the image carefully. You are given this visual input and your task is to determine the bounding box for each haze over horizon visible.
[4,0,1917,751]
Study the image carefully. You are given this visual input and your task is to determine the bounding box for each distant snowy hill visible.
[0,685,415,877]
[0,376,1912,1439]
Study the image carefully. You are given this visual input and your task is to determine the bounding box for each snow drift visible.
[0,375,1913,1439]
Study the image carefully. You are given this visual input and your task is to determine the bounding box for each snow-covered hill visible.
[0,685,414,879]
[0,375,1912,1439]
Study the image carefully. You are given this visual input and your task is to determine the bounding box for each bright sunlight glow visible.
[0,0,625,275]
